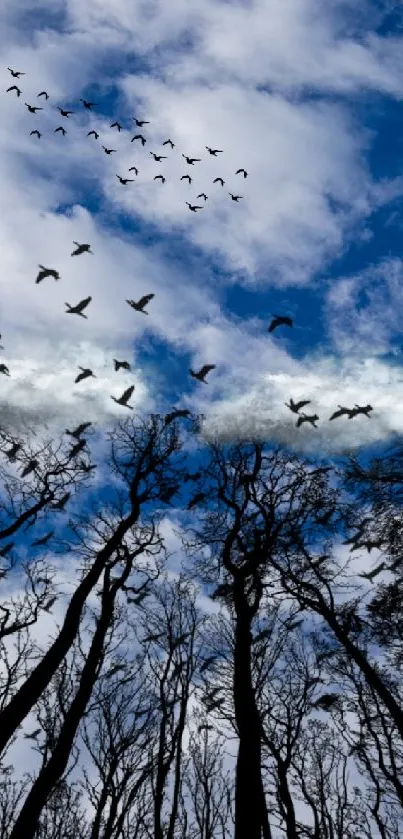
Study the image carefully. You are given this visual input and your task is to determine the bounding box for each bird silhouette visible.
[69,439,87,459]
[71,242,93,256]
[54,126,66,135]
[328,405,354,421]
[21,458,38,477]
[36,266,60,283]
[37,90,49,99]
[285,398,311,414]
[200,656,217,673]
[116,175,134,185]
[111,385,135,408]
[163,139,175,148]
[75,367,95,384]
[6,85,21,96]
[181,175,192,183]
[349,404,373,419]
[134,119,149,127]
[206,147,223,155]
[186,202,202,212]
[113,359,131,371]
[268,315,293,333]
[87,130,99,139]
[32,531,54,547]
[111,121,123,131]
[24,729,41,739]
[102,146,116,155]
[312,693,340,710]
[131,134,146,145]
[229,193,242,201]
[80,99,97,109]
[0,542,14,556]
[159,484,179,504]
[126,294,154,313]
[164,409,191,425]
[0,364,10,376]
[154,175,165,183]
[64,296,92,318]
[296,413,319,428]
[30,130,41,139]
[235,168,248,178]
[25,103,42,113]
[183,471,202,482]
[150,153,167,162]
[182,155,201,164]
[188,492,206,510]
[51,492,71,511]
[129,166,139,175]
[8,68,25,78]
[4,442,21,461]
[58,107,73,117]
[190,364,216,383]
[358,562,386,581]
[65,422,92,439]
[213,177,225,186]
[197,193,208,200]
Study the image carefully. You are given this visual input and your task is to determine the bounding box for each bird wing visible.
[77,296,92,311]
[121,385,135,401]
[295,400,311,411]
[329,409,343,420]
[268,319,279,332]
[199,364,216,377]
[139,294,155,306]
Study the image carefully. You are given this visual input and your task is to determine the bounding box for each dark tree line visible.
[0,416,402,838]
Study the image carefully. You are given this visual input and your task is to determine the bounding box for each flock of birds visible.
[3,67,376,431]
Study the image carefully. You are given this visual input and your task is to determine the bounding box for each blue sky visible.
[1,0,403,458]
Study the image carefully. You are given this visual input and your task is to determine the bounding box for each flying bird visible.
[229,193,242,201]
[87,130,99,139]
[4,442,21,461]
[6,85,21,96]
[200,655,217,673]
[111,385,135,409]
[0,364,10,376]
[116,175,134,185]
[163,139,175,148]
[150,152,167,162]
[154,175,165,183]
[206,147,223,156]
[111,121,123,131]
[296,413,319,429]
[102,146,116,155]
[30,130,41,139]
[328,406,354,421]
[25,103,42,113]
[131,134,146,145]
[358,562,386,582]
[80,99,97,109]
[188,492,206,510]
[183,471,202,482]
[36,266,60,283]
[58,107,73,117]
[213,177,225,186]
[126,294,154,313]
[189,364,216,383]
[182,155,201,164]
[164,409,191,425]
[186,202,202,212]
[235,168,248,178]
[159,484,179,504]
[181,175,192,183]
[349,404,373,419]
[8,68,25,78]
[21,458,38,478]
[113,359,131,371]
[69,439,87,459]
[32,531,54,547]
[51,492,71,511]
[24,729,41,740]
[71,242,93,256]
[64,296,92,318]
[128,166,138,175]
[37,91,49,99]
[65,422,92,439]
[197,193,208,200]
[312,693,340,710]
[134,119,149,127]
[54,126,66,135]
[285,398,311,414]
[75,367,95,384]
[268,315,293,333]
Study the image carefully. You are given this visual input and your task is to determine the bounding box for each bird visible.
[285,398,311,414]
[206,147,223,156]
[131,134,146,145]
[150,152,167,162]
[164,409,191,425]
[116,175,134,185]
[80,99,97,109]
[0,364,10,376]
[235,169,248,178]
[102,146,116,155]
[358,562,386,581]
[196,193,208,202]
[186,203,202,212]
[35,266,60,283]
[229,193,242,201]
[8,68,25,78]
[23,729,41,739]
[163,139,175,148]
[159,484,179,504]
[64,296,92,318]
[87,130,99,139]
[21,458,38,477]
[268,315,293,333]
[51,492,71,511]
[65,422,92,439]
[75,367,95,384]
[31,531,54,547]
[113,359,131,371]
[189,365,216,383]
[30,130,41,139]
[111,121,123,131]
[54,126,67,135]
[4,442,21,461]
[349,404,373,419]
[188,492,206,510]
[213,177,225,186]
[183,471,202,482]
[6,85,21,96]
[37,91,49,99]
[182,155,201,164]
[25,103,42,113]
[328,405,354,421]
[200,656,217,673]
[198,723,214,732]
[68,439,87,459]
[296,413,319,428]
[154,175,165,183]
[58,107,73,117]
[181,175,192,183]
[71,242,93,256]
[312,693,340,710]
[134,119,149,127]
[126,294,154,313]
[111,385,135,409]
[0,542,14,557]
[129,590,150,605]
[129,166,138,175]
